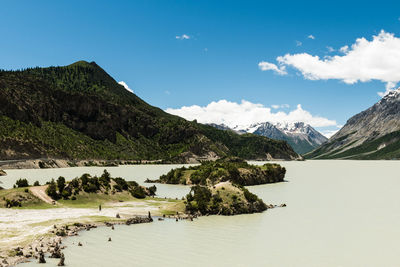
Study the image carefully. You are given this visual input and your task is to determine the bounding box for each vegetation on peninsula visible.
[154,157,286,186]
[148,158,287,215]
[44,170,156,201]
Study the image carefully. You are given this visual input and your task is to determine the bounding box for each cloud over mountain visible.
[165,99,336,128]
[118,81,133,93]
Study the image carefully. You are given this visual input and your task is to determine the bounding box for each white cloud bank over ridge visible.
[165,99,336,129]
[118,81,133,93]
[259,30,400,96]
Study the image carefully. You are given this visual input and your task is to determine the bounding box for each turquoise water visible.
[16,161,400,267]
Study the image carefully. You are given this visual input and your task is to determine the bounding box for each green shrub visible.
[147,185,157,196]
[113,184,122,192]
[113,177,128,190]
[131,186,146,199]
[62,189,71,199]
[15,178,29,188]
[57,176,66,193]
[70,178,80,189]
[101,169,111,182]
[5,199,21,208]
[46,179,58,200]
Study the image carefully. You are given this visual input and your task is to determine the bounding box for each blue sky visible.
[1,0,400,136]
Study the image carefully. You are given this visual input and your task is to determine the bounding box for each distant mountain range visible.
[305,89,400,159]
[0,61,300,162]
[208,122,327,154]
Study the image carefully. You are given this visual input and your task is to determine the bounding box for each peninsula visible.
[148,158,287,216]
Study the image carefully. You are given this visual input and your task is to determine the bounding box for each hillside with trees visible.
[0,61,299,162]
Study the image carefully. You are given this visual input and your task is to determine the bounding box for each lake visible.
[12,160,400,267]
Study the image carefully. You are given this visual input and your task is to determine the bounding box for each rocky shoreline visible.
[1,213,155,267]
[1,203,286,267]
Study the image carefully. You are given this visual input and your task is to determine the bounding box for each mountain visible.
[305,89,400,159]
[0,61,300,162]
[208,122,327,154]
[250,122,327,154]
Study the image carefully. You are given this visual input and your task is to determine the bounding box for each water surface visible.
[18,161,400,266]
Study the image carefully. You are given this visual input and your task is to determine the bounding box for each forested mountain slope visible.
[0,61,299,162]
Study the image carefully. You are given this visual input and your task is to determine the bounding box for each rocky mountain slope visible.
[305,89,400,159]
[209,122,327,154]
[0,61,299,162]
[248,122,327,154]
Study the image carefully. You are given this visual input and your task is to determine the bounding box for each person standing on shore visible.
[99,204,101,211]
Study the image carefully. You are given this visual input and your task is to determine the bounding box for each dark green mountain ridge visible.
[0,61,299,162]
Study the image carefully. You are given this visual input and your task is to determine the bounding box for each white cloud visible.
[175,34,190,40]
[118,81,133,93]
[259,30,400,96]
[165,99,336,129]
[308,35,315,40]
[326,46,335,52]
[258,61,287,75]
[296,41,302,46]
[271,104,290,109]
[165,90,171,95]
[319,124,343,138]
[339,45,349,53]
[321,129,339,138]
[378,81,397,97]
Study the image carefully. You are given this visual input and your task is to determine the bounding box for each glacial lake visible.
[9,160,400,267]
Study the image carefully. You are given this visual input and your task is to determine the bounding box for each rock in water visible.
[38,251,46,263]
[125,216,153,225]
[50,243,62,258]
[108,237,112,242]
[58,253,65,266]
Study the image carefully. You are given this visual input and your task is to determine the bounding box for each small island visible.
[147,158,287,216]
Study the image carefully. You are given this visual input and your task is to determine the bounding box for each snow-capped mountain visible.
[207,122,328,154]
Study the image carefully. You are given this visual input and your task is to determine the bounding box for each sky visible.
[1,0,400,137]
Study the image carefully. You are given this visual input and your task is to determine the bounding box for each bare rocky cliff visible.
[306,89,400,159]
